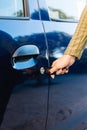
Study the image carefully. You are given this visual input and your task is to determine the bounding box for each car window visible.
[0,0,25,17]
[46,0,87,21]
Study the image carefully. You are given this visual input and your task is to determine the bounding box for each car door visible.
[39,0,87,130]
[0,0,50,130]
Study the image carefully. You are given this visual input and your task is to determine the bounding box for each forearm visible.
[64,4,87,59]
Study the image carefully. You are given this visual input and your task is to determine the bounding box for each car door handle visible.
[12,45,40,70]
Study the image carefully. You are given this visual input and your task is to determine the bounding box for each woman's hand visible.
[49,54,76,75]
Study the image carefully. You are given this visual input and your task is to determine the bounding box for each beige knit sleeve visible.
[64,4,87,59]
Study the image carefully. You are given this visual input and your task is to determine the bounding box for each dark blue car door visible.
[39,0,87,130]
[0,0,50,130]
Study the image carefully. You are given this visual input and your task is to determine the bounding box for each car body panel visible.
[0,0,49,129]
[40,0,87,130]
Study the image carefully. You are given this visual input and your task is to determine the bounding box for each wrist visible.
[64,54,77,61]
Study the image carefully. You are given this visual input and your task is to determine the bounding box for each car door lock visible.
[40,67,50,75]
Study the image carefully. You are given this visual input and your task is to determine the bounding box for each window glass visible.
[46,0,87,21]
[0,0,24,17]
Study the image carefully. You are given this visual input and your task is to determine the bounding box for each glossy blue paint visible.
[0,0,49,129]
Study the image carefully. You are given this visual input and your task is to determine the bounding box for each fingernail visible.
[51,74,55,79]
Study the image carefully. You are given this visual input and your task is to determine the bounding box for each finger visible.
[50,66,65,74]
[61,69,66,74]
[61,68,69,74]
[49,66,57,74]
[65,69,69,73]
[61,70,67,74]
[64,67,69,73]
[56,69,63,75]
[51,60,58,67]
[56,68,68,75]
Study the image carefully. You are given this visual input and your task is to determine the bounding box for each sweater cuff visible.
[64,47,83,59]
